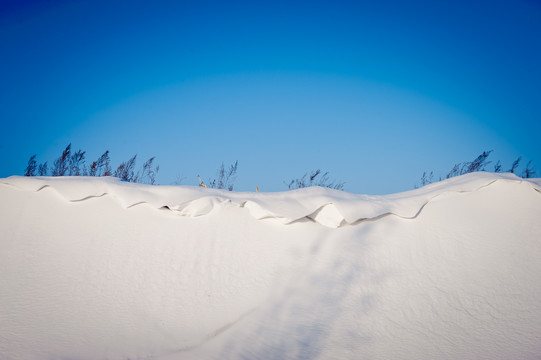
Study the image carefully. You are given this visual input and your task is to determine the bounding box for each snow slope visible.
[1,173,540,359]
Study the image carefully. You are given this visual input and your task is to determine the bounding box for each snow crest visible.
[1,173,540,228]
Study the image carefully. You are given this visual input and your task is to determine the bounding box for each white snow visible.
[1,173,540,359]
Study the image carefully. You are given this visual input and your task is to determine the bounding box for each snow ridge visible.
[1,173,540,228]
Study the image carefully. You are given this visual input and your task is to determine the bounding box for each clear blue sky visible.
[1,0,540,194]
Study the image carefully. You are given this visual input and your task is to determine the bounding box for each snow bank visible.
[1,173,540,359]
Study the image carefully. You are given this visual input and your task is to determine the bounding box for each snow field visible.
[1,174,540,359]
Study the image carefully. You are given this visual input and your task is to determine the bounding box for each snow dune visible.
[1,173,540,359]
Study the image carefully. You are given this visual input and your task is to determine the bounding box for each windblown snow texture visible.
[1,173,540,359]
[2,172,538,227]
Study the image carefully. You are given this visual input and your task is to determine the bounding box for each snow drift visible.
[1,173,540,359]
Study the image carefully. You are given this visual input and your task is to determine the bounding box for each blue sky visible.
[1,0,540,194]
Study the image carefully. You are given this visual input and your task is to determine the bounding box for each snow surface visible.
[1,173,540,359]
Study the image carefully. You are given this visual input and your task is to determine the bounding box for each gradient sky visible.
[1,0,540,194]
